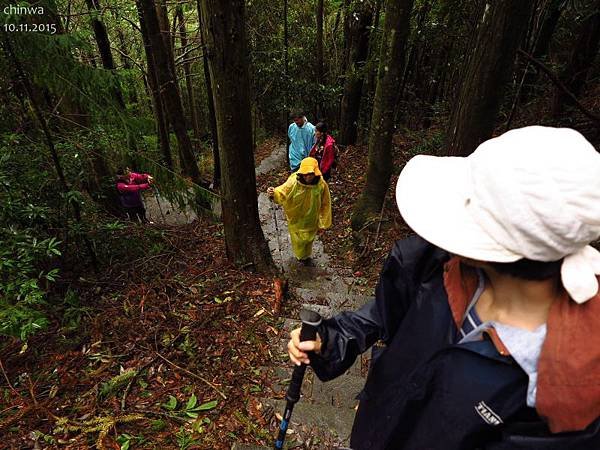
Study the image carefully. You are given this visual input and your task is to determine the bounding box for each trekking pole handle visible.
[285,309,322,403]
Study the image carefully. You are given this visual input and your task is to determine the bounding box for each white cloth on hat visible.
[562,246,600,303]
[396,126,600,303]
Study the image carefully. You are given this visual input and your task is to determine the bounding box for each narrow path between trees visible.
[234,145,373,449]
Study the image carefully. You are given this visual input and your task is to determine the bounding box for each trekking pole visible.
[274,308,322,450]
[271,200,285,272]
[152,185,166,222]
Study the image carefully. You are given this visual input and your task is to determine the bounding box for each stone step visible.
[327,292,372,311]
[262,398,355,445]
[301,303,333,319]
[295,287,372,313]
[308,373,365,409]
[295,275,356,294]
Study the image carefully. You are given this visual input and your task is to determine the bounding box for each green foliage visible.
[116,433,145,450]
[162,393,218,419]
[99,369,138,399]
[0,147,61,340]
[406,129,445,157]
[175,426,201,450]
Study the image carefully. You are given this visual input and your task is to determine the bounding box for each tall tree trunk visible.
[399,0,431,102]
[137,0,201,182]
[445,0,533,157]
[177,6,202,146]
[138,2,173,169]
[341,0,353,74]
[284,0,289,77]
[197,3,220,188]
[338,1,374,146]
[316,0,324,117]
[520,0,563,102]
[365,0,383,99]
[84,0,125,108]
[199,0,273,271]
[552,3,600,117]
[156,0,177,77]
[116,28,140,106]
[351,0,414,231]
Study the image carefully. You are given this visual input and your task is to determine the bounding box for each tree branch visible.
[517,49,600,127]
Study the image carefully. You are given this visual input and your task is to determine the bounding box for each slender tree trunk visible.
[137,0,201,182]
[116,28,140,106]
[445,0,533,157]
[338,1,374,146]
[177,6,202,146]
[365,0,383,98]
[284,0,289,77]
[399,0,431,102]
[341,0,353,74]
[552,3,600,117]
[316,0,324,117]
[199,0,273,271]
[197,2,220,189]
[520,0,563,102]
[138,3,173,169]
[84,0,125,108]
[351,0,415,231]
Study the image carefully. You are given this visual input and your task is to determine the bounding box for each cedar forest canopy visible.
[0,0,599,448]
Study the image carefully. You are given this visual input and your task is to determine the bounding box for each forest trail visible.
[143,190,198,225]
[235,146,373,449]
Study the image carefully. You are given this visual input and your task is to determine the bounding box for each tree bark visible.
[552,2,600,117]
[137,0,201,182]
[197,2,220,189]
[156,0,177,78]
[338,1,374,146]
[199,0,273,271]
[445,0,533,157]
[138,1,173,169]
[176,5,202,146]
[351,0,414,231]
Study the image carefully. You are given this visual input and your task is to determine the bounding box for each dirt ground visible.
[0,220,284,449]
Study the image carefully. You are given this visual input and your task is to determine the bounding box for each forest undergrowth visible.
[0,216,284,449]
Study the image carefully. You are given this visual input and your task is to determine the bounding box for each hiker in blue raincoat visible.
[288,111,315,172]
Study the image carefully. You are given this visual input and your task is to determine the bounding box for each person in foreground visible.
[268,157,331,265]
[288,126,600,449]
[116,167,153,223]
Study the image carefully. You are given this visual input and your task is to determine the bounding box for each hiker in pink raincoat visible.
[309,122,337,181]
[116,167,153,223]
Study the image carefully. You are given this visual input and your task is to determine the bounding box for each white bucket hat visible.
[396,126,600,303]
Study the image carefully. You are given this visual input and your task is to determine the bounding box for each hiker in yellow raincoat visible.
[267,157,332,264]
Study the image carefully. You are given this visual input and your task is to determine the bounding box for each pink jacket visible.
[116,172,150,208]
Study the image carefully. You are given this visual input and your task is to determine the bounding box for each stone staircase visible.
[233,147,373,449]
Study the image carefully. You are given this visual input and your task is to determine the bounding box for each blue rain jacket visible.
[288,119,315,171]
[310,235,600,450]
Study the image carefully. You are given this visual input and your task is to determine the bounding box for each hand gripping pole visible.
[274,308,322,449]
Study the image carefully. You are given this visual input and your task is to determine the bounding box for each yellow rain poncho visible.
[273,158,332,260]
